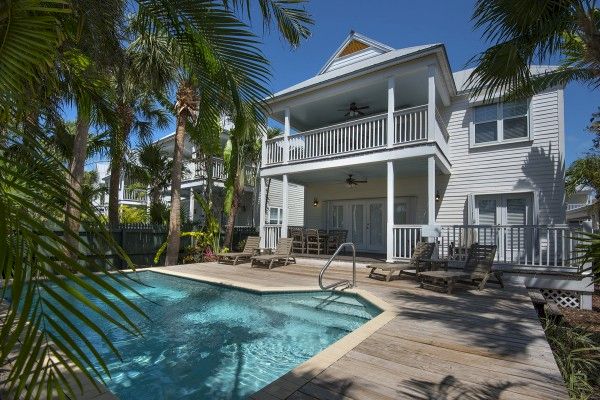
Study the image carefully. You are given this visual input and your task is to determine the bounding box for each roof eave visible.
[266,44,456,109]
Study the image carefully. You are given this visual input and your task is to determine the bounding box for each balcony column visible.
[283,107,290,164]
[427,155,436,242]
[191,144,196,178]
[387,76,395,148]
[427,64,436,142]
[259,176,267,248]
[189,188,195,223]
[386,161,395,262]
[281,174,289,238]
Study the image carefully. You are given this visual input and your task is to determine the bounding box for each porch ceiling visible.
[287,157,443,185]
[274,68,429,132]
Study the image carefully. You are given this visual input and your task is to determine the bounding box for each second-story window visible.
[471,99,530,146]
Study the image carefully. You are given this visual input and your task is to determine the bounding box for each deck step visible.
[289,298,376,320]
[310,293,368,308]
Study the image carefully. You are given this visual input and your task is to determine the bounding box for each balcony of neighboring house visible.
[120,188,148,205]
[182,156,257,188]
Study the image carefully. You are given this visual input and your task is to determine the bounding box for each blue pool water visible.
[15,271,380,399]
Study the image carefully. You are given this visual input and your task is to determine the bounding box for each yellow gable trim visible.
[338,39,369,58]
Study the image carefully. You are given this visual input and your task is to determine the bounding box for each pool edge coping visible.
[144,266,398,400]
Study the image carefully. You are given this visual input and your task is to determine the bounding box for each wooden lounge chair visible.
[216,236,260,265]
[419,243,503,294]
[365,242,436,281]
[251,238,296,269]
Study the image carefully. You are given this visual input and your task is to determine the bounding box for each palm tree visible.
[468,0,600,100]
[126,140,174,223]
[1,1,313,398]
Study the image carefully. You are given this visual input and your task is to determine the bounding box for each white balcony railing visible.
[264,105,448,165]
[567,202,591,211]
[182,157,256,185]
[122,188,147,203]
[393,224,583,269]
[393,105,427,144]
[288,113,387,162]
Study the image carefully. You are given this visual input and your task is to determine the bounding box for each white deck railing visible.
[264,224,282,249]
[392,225,423,259]
[264,105,447,165]
[437,225,582,268]
[182,157,255,185]
[393,224,582,269]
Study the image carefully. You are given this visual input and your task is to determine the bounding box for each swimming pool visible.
[17,270,381,399]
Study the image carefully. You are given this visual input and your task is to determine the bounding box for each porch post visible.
[427,155,436,230]
[281,174,289,238]
[387,76,395,148]
[427,64,436,142]
[189,188,195,222]
[283,107,290,164]
[259,176,267,248]
[387,161,395,262]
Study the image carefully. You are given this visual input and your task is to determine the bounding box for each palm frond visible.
[1,128,147,399]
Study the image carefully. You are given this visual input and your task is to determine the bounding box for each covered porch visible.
[260,155,446,262]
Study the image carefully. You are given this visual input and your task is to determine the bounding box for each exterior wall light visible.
[313,197,319,207]
[435,190,441,202]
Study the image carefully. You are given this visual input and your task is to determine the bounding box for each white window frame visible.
[267,207,283,225]
[469,99,532,148]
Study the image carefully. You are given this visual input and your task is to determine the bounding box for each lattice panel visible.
[539,288,580,308]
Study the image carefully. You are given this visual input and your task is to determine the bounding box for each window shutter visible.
[467,193,475,225]
[532,191,539,225]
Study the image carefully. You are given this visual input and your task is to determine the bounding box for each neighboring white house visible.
[566,186,598,230]
[259,31,592,308]
[93,121,306,226]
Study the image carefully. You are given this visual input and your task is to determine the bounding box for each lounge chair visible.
[251,238,295,269]
[419,243,503,294]
[216,236,260,265]
[365,242,436,281]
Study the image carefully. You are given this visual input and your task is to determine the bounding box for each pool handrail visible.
[319,242,356,290]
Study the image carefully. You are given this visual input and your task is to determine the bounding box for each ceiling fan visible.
[345,174,367,187]
[338,102,369,117]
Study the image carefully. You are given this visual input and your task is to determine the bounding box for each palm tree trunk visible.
[64,113,90,258]
[108,156,122,226]
[165,114,186,265]
[224,171,244,248]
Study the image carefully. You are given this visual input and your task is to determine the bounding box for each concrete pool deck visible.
[156,262,568,400]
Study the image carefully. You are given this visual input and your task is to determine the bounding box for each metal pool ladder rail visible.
[319,242,356,290]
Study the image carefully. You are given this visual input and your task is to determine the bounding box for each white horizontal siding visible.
[437,89,565,225]
[266,178,304,226]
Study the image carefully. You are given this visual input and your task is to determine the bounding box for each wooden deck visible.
[162,262,568,400]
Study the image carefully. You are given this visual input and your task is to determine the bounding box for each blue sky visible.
[96,0,598,167]
[257,0,599,166]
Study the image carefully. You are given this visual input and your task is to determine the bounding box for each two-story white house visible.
[259,32,592,308]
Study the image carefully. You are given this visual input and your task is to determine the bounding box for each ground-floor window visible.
[268,207,283,224]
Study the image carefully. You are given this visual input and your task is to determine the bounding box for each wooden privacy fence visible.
[54,224,257,268]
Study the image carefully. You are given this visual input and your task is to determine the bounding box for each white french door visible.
[474,193,533,260]
[329,199,386,252]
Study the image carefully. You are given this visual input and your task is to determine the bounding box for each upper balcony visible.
[261,59,452,176]
[263,104,448,167]
[182,157,256,186]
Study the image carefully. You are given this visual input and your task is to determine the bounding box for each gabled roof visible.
[318,31,394,75]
